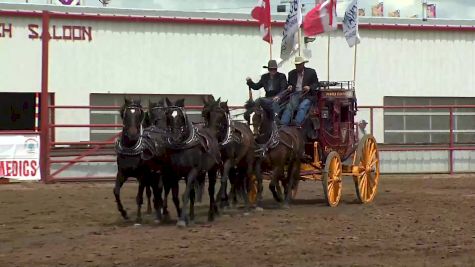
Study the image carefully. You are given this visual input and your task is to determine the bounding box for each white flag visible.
[280,0,302,61]
[342,0,361,47]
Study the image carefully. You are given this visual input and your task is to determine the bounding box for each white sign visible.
[342,0,361,47]
[280,0,302,61]
[0,134,41,181]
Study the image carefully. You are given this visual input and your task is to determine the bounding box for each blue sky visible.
[4,0,475,19]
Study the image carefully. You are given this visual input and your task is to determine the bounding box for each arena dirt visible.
[1,175,474,267]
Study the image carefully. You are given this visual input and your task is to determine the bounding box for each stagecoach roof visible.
[1,2,475,28]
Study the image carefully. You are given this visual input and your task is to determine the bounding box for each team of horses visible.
[113,96,305,227]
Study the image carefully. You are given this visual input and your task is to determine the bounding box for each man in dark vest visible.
[246,59,287,116]
[281,56,319,127]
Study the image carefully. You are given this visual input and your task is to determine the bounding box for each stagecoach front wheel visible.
[353,134,380,203]
[248,174,258,205]
[322,151,342,207]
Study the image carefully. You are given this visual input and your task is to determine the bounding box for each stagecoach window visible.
[383,97,475,144]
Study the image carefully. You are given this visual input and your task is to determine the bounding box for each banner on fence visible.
[0,134,40,181]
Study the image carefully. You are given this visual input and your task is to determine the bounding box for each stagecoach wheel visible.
[248,174,258,205]
[353,134,380,204]
[322,151,343,207]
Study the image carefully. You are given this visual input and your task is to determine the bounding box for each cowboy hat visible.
[263,59,278,69]
[293,56,309,65]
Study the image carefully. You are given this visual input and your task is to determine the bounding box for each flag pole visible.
[269,24,273,59]
[298,28,302,56]
[327,34,330,81]
[353,43,358,82]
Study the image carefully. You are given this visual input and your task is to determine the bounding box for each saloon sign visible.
[0,22,92,41]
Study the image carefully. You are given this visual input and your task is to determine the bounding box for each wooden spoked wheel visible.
[322,151,343,207]
[248,174,258,205]
[353,134,380,203]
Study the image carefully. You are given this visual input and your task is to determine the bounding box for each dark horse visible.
[113,98,162,223]
[165,98,221,226]
[245,98,305,208]
[202,96,255,210]
[142,99,181,221]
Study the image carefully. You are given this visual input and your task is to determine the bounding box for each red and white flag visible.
[251,0,272,44]
[303,0,337,37]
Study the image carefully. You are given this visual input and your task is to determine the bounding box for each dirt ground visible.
[1,174,475,267]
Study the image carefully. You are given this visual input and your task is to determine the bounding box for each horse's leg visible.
[284,160,300,207]
[145,183,152,214]
[219,159,232,209]
[177,168,198,227]
[241,166,253,212]
[171,178,181,218]
[269,165,284,203]
[254,159,264,209]
[189,187,196,224]
[208,167,218,221]
[113,172,129,220]
[162,178,171,221]
[135,179,145,224]
[150,177,163,223]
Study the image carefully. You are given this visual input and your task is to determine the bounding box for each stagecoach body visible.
[298,81,381,207]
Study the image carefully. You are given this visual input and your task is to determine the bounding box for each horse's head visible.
[120,98,144,143]
[146,98,168,129]
[244,99,265,136]
[165,98,187,142]
[202,96,227,134]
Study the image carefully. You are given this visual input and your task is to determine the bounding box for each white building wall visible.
[1,5,475,147]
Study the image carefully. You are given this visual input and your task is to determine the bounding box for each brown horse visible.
[165,98,221,226]
[142,99,181,222]
[245,98,304,208]
[113,98,162,223]
[202,96,255,210]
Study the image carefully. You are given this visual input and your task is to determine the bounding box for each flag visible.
[251,0,272,43]
[302,0,337,37]
[427,4,436,18]
[55,0,80,5]
[280,0,302,61]
[342,0,361,47]
[371,2,383,17]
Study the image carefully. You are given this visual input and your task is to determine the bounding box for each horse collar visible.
[115,125,144,156]
[219,113,238,146]
[255,122,279,157]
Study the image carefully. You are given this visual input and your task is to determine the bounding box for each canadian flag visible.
[251,0,273,44]
[303,0,337,37]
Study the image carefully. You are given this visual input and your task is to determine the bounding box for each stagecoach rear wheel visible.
[353,134,380,203]
[322,151,343,207]
[248,174,258,205]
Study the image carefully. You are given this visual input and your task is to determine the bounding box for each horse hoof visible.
[282,204,290,210]
[255,207,264,212]
[176,220,187,228]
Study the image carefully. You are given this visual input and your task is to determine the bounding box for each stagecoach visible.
[249,81,380,207]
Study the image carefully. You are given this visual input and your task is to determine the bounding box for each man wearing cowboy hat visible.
[280,55,319,127]
[246,59,287,98]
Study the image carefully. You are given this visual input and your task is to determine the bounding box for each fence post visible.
[40,10,51,183]
[449,107,454,175]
